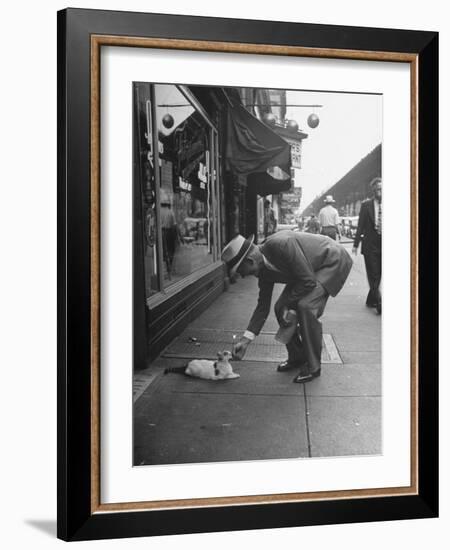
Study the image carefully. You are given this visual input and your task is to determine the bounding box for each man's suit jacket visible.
[247,231,353,335]
[353,199,381,255]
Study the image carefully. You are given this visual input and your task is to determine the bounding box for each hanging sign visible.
[179,177,192,192]
[286,139,302,169]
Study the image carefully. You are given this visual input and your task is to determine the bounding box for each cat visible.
[164,350,240,381]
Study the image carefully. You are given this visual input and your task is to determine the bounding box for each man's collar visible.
[262,254,281,273]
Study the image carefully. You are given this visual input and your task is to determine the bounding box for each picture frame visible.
[57,7,438,541]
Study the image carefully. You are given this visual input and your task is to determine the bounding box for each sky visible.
[155,84,194,135]
[285,90,382,210]
[152,84,382,213]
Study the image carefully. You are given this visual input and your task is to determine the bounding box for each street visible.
[133,241,381,466]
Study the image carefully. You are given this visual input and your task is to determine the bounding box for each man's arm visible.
[353,203,367,252]
[334,208,341,238]
[233,278,274,360]
[317,209,323,228]
[247,278,274,335]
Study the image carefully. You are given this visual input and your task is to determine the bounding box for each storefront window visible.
[155,85,217,287]
[134,83,220,303]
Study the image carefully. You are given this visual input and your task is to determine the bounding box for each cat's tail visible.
[164,365,187,375]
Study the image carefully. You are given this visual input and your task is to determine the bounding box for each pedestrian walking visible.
[306,214,320,234]
[318,195,341,240]
[297,216,306,231]
[263,199,277,238]
[221,231,352,383]
[352,177,382,314]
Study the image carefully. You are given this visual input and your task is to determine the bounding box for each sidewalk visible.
[133,242,381,465]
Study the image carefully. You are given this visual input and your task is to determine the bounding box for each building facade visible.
[133,83,296,368]
[238,88,308,232]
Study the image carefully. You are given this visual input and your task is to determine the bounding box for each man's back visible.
[318,204,339,227]
[261,230,352,297]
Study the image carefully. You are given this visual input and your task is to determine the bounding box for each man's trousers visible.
[363,247,382,307]
[320,226,337,240]
[274,282,329,373]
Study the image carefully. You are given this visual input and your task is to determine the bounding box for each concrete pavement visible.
[133,241,381,466]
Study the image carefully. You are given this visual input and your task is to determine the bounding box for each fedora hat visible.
[323,195,336,204]
[221,234,255,277]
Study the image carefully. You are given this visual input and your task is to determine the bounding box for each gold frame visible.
[90,35,419,514]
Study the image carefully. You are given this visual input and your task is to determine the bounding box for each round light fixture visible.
[286,119,299,132]
[263,113,277,126]
[162,113,174,129]
[307,114,320,129]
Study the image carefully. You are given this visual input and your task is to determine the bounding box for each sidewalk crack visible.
[303,385,312,458]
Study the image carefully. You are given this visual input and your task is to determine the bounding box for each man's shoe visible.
[293,368,321,384]
[277,360,308,372]
[376,302,382,315]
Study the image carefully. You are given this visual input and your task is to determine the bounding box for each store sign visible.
[198,162,208,183]
[179,177,192,192]
[286,139,302,169]
[281,187,302,207]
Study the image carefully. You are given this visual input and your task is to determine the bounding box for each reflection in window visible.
[155,85,215,286]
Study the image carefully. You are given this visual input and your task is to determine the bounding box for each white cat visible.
[164,351,240,381]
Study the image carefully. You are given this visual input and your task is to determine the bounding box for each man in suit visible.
[352,177,382,314]
[221,230,352,383]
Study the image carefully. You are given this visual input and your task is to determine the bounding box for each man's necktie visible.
[377,202,382,235]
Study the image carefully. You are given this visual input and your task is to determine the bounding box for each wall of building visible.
[303,144,382,216]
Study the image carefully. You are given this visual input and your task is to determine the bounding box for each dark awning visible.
[225,103,291,180]
[246,169,292,196]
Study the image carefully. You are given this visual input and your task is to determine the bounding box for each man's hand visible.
[279,306,297,328]
[232,336,251,360]
[352,246,358,256]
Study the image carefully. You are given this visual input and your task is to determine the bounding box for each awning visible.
[225,103,292,194]
[246,169,292,196]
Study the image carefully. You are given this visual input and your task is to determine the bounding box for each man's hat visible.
[324,195,336,204]
[221,234,255,277]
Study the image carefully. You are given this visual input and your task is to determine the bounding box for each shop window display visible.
[155,84,216,286]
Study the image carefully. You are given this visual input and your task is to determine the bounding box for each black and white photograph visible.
[132,83,383,466]
[0,0,445,544]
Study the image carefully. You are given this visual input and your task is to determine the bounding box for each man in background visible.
[306,214,320,234]
[318,195,341,240]
[263,199,277,238]
[352,177,382,314]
